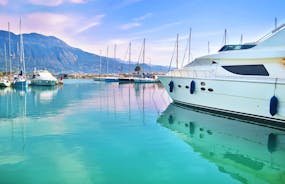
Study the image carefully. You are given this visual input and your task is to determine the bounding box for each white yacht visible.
[30,69,58,86]
[159,24,285,123]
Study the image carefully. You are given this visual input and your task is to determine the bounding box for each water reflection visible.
[158,103,285,184]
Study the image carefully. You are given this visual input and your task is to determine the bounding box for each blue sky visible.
[0,0,284,66]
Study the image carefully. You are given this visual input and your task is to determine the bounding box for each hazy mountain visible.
[0,30,168,74]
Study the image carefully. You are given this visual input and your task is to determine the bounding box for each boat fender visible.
[269,96,278,116]
[190,80,195,94]
[169,81,174,93]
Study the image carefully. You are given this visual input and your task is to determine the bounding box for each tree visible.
[134,65,141,73]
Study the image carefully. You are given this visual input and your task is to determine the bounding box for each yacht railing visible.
[256,23,285,44]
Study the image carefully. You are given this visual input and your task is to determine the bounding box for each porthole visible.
[178,84,182,88]
[201,82,206,86]
[185,86,189,89]
[208,88,214,92]
[201,87,206,91]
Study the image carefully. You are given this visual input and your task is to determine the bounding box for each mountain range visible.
[0,30,168,74]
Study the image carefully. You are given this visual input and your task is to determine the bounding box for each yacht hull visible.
[159,75,285,123]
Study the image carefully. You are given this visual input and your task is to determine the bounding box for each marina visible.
[1,1,285,183]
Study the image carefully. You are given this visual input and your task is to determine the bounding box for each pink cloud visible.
[28,0,87,6]
[0,0,8,6]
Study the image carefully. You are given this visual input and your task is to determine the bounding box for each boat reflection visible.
[0,86,62,119]
[157,103,285,184]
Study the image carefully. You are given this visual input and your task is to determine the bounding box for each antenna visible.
[240,34,243,44]
[208,41,210,54]
[275,17,278,29]
[224,29,227,45]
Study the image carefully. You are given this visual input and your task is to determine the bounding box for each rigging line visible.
[137,40,144,65]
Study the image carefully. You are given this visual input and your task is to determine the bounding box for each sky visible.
[0,0,284,66]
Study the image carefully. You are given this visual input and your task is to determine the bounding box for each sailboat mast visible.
[129,41,131,73]
[19,18,25,74]
[8,22,12,76]
[176,34,179,69]
[99,50,102,77]
[114,44,116,74]
[188,28,192,63]
[143,38,145,65]
[4,44,7,74]
[106,46,109,74]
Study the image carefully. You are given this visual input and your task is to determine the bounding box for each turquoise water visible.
[0,79,284,184]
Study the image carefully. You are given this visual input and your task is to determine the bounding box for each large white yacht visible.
[30,69,58,86]
[159,24,285,123]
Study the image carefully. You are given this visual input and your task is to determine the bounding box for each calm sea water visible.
[0,79,284,184]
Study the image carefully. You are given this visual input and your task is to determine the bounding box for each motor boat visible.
[30,69,58,86]
[159,24,285,123]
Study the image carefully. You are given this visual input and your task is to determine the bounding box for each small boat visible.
[118,77,134,84]
[13,73,28,89]
[158,24,285,123]
[104,77,119,82]
[30,69,58,86]
[133,77,160,83]
[0,77,11,87]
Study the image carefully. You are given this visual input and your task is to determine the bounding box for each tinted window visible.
[222,65,269,76]
[219,44,256,52]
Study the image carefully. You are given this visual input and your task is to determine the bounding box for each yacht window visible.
[222,65,269,76]
[219,44,256,52]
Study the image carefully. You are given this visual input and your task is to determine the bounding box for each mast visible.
[275,17,278,29]
[188,28,192,63]
[114,44,116,74]
[129,41,131,73]
[4,44,7,74]
[99,50,102,77]
[240,34,243,44]
[106,46,109,74]
[8,22,12,76]
[176,34,179,69]
[143,38,145,65]
[19,18,25,75]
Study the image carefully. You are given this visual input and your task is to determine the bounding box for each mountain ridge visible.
[0,30,168,74]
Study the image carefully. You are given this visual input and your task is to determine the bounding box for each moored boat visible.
[0,77,11,87]
[30,69,58,86]
[158,24,285,123]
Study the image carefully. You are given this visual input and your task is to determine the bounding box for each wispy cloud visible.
[120,22,141,30]
[76,14,105,33]
[0,0,7,6]
[133,12,152,21]
[133,21,182,36]
[28,0,87,6]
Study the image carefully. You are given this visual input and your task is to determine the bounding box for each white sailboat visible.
[13,19,28,89]
[158,24,285,123]
[0,44,11,87]
[133,38,159,83]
